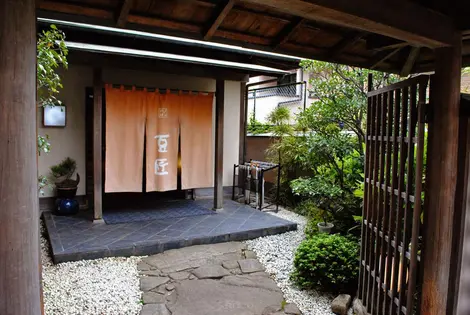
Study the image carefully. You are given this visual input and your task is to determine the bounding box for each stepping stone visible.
[153,285,167,295]
[166,283,175,291]
[141,277,170,292]
[331,294,352,315]
[192,265,231,279]
[169,271,190,281]
[262,305,282,315]
[168,279,284,315]
[138,261,153,271]
[284,303,301,314]
[220,274,281,292]
[238,259,265,274]
[140,304,171,315]
[142,292,166,304]
[141,270,162,277]
[222,260,240,270]
[189,274,196,280]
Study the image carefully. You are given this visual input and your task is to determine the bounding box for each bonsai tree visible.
[290,176,342,230]
[50,157,80,189]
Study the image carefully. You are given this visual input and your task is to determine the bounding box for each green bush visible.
[295,200,333,238]
[292,233,359,292]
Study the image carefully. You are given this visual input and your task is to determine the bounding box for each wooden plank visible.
[204,0,236,40]
[399,83,417,314]
[271,18,304,49]
[384,89,399,313]
[359,73,373,302]
[391,86,407,315]
[243,0,457,48]
[377,90,393,314]
[0,0,42,314]
[116,0,133,27]
[38,1,114,19]
[421,38,462,315]
[368,76,430,97]
[93,68,103,221]
[328,31,366,58]
[406,79,427,313]
[370,47,403,70]
[214,80,225,210]
[400,47,421,77]
[127,14,202,33]
[373,88,388,314]
[367,93,381,313]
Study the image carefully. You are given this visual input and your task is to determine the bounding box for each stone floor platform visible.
[138,242,302,315]
[43,199,297,263]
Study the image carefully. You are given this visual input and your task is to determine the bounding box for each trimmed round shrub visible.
[291,233,359,292]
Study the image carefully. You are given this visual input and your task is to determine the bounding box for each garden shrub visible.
[292,233,359,293]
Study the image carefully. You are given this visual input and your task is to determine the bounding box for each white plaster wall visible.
[38,65,240,197]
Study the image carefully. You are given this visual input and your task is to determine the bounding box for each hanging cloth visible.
[180,92,214,189]
[105,86,146,193]
[145,90,180,192]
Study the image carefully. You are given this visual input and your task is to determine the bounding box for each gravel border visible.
[41,221,143,315]
[245,208,335,315]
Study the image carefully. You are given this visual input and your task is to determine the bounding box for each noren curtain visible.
[105,86,146,193]
[145,91,181,192]
[105,87,214,193]
[180,92,214,189]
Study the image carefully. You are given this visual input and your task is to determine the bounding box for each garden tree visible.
[37,25,68,193]
[300,60,399,156]
[37,25,68,154]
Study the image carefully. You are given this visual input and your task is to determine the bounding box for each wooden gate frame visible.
[358,75,429,315]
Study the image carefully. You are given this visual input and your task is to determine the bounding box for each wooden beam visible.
[116,0,133,27]
[243,0,457,48]
[400,46,421,77]
[93,68,103,221]
[421,36,462,315]
[214,80,225,210]
[327,31,366,58]
[204,0,236,40]
[0,0,42,314]
[272,18,304,49]
[370,47,403,69]
[38,1,113,19]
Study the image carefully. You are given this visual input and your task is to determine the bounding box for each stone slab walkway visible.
[138,242,302,315]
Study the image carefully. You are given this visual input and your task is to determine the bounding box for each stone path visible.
[138,242,302,315]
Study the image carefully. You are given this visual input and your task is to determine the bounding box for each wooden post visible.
[214,80,225,210]
[0,0,42,314]
[93,68,103,221]
[239,81,246,164]
[421,36,461,315]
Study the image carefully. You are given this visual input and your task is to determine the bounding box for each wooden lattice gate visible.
[358,75,430,315]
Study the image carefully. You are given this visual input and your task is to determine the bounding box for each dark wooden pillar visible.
[239,81,247,164]
[93,68,103,221]
[421,36,461,315]
[0,0,42,314]
[214,80,225,209]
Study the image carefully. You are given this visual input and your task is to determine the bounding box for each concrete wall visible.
[38,65,241,197]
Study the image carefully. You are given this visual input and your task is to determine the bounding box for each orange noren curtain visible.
[180,92,214,189]
[105,86,146,193]
[145,91,180,192]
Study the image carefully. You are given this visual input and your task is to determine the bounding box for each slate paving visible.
[43,198,297,263]
[138,242,302,315]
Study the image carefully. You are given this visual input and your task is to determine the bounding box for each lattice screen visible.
[358,75,430,315]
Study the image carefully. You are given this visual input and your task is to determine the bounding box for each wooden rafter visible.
[272,18,304,49]
[401,46,421,76]
[327,31,366,58]
[370,47,403,69]
[204,0,236,40]
[243,0,457,48]
[116,0,133,27]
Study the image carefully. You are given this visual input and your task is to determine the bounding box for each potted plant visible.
[51,157,80,199]
[291,177,342,234]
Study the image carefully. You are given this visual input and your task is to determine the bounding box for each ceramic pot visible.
[317,222,334,234]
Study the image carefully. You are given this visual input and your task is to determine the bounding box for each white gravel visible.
[245,208,335,315]
[41,222,143,315]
